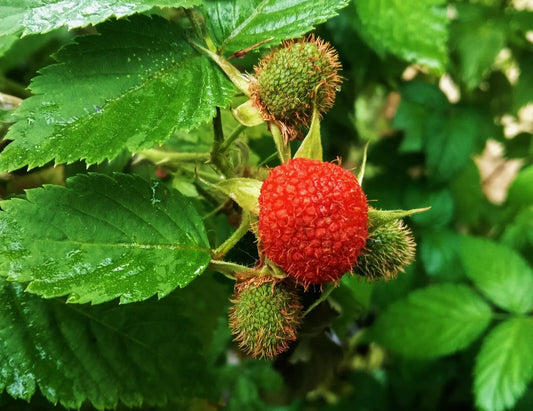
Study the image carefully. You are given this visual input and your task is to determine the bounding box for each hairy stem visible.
[219,124,247,152]
[138,149,210,168]
[212,211,251,259]
[304,282,336,316]
[210,108,235,177]
[209,259,253,280]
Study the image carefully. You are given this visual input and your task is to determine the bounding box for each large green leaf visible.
[0,278,215,409]
[461,236,533,314]
[0,173,211,304]
[354,0,449,72]
[0,15,234,172]
[370,284,492,358]
[474,319,533,411]
[203,0,349,53]
[0,0,200,36]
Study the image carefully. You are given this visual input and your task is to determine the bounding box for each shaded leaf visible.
[354,0,448,71]
[514,52,533,111]
[393,82,448,153]
[452,4,506,89]
[420,230,465,281]
[0,173,210,304]
[450,160,484,227]
[371,284,492,358]
[204,0,349,53]
[424,107,487,182]
[474,318,533,411]
[0,278,215,409]
[0,0,200,36]
[507,164,533,210]
[461,236,533,314]
[0,15,234,172]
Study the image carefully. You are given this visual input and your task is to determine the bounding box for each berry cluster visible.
[224,36,417,359]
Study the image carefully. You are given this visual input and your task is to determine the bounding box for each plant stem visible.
[210,107,235,177]
[138,149,210,168]
[211,211,251,259]
[219,124,246,152]
[209,259,252,280]
[304,282,337,316]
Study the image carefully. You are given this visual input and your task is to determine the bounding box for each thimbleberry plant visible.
[0,1,532,411]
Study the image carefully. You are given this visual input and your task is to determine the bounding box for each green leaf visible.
[354,0,449,72]
[501,207,533,252]
[0,15,234,172]
[474,318,533,411]
[424,107,487,182]
[371,284,492,358]
[514,52,533,111]
[452,4,506,89]
[0,0,201,36]
[507,164,533,210]
[0,278,214,409]
[450,160,484,227]
[461,236,533,314]
[420,230,465,281]
[393,82,448,153]
[203,0,349,53]
[404,186,454,228]
[0,35,16,57]
[0,173,211,304]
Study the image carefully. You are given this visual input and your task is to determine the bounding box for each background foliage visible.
[0,0,532,410]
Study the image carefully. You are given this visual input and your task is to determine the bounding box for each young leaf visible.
[0,0,201,36]
[0,278,215,409]
[461,236,533,314]
[370,284,492,358]
[474,318,533,411]
[0,173,211,304]
[0,15,234,172]
[354,0,449,72]
[203,0,349,53]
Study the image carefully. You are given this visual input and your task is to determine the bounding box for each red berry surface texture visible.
[258,158,368,285]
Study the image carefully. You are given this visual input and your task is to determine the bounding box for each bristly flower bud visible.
[249,35,341,141]
[229,276,302,359]
[354,220,416,281]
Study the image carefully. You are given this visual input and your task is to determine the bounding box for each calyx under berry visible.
[249,35,341,141]
[229,276,302,359]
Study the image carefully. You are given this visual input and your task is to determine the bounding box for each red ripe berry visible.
[258,158,368,285]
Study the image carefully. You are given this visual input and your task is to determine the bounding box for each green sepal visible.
[271,124,291,163]
[368,207,431,233]
[192,41,251,96]
[357,142,369,184]
[294,105,323,161]
[215,178,262,214]
[233,100,265,127]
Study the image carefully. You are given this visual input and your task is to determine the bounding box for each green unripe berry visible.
[250,35,341,141]
[229,277,302,359]
[354,220,416,281]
